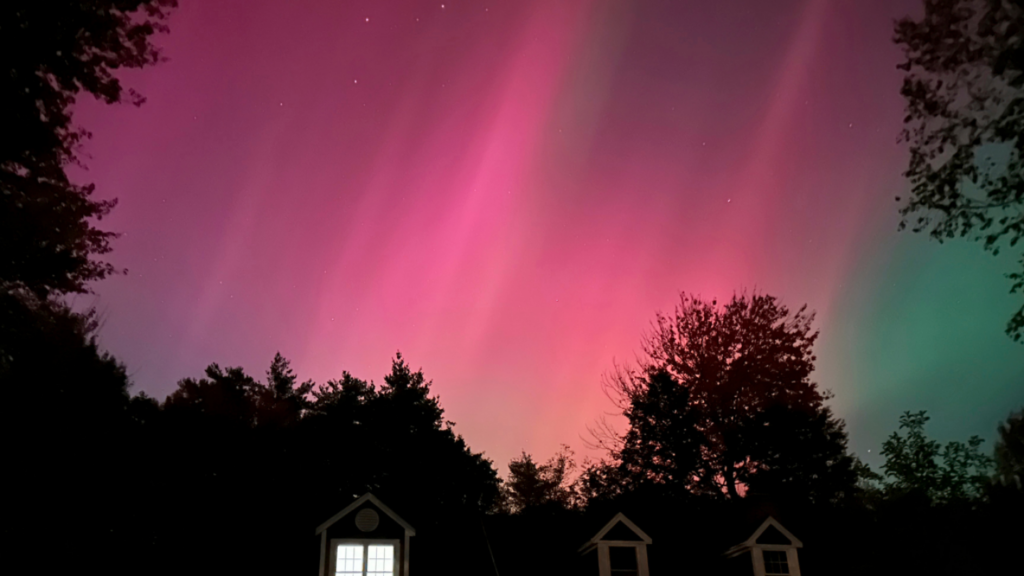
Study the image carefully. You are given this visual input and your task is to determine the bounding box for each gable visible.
[755,525,792,546]
[324,501,406,541]
[316,493,415,536]
[603,522,646,542]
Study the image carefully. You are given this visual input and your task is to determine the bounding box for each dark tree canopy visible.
[602,292,857,504]
[0,0,175,299]
[894,0,1024,339]
[306,352,503,516]
[617,369,703,488]
[879,411,993,503]
[501,446,578,513]
[122,352,503,576]
[993,407,1023,489]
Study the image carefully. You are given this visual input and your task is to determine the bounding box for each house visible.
[578,513,652,576]
[315,494,803,576]
[315,493,416,576]
[724,517,803,576]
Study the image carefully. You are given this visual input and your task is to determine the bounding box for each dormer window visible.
[762,550,789,575]
[317,494,415,576]
[336,543,395,576]
[724,517,803,576]
[609,546,640,576]
[579,513,652,576]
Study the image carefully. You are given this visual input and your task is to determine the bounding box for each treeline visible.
[3,308,501,574]
[493,294,1024,575]
[4,289,1023,575]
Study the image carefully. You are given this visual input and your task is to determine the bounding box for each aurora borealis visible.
[71,0,1023,470]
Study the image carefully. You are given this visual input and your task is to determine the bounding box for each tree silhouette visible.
[879,410,993,503]
[617,369,703,489]
[114,353,505,576]
[0,0,175,300]
[894,0,1024,339]
[993,407,1023,490]
[603,292,857,504]
[501,446,578,513]
[1,294,136,574]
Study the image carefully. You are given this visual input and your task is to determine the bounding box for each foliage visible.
[601,292,857,504]
[1,291,135,574]
[616,368,703,488]
[879,410,993,503]
[894,0,1024,339]
[994,407,1024,489]
[501,446,579,513]
[120,352,502,575]
[0,0,175,299]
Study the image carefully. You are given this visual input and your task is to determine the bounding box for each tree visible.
[894,0,1024,340]
[616,368,703,489]
[258,352,314,428]
[501,446,579,512]
[139,353,503,575]
[0,0,175,300]
[879,410,993,503]
[362,353,502,515]
[0,294,137,574]
[994,407,1024,489]
[604,292,857,504]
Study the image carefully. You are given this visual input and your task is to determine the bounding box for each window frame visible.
[761,549,789,575]
[329,539,401,576]
[608,544,640,576]
[754,546,800,576]
[596,541,649,576]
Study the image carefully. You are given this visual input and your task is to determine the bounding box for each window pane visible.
[367,545,394,576]
[609,547,638,569]
[336,545,364,576]
[763,550,790,575]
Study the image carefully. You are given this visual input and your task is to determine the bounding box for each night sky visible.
[71,0,1024,472]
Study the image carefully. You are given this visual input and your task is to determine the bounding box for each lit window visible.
[609,546,639,576]
[336,545,364,576]
[762,550,789,575]
[367,545,394,576]
[335,544,394,576]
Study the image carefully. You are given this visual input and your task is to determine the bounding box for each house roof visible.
[315,493,416,536]
[724,516,801,557]
[578,513,653,552]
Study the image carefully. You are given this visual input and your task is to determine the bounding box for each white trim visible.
[581,515,652,576]
[316,493,417,536]
[580,513,653,550]
[328,539,401,576]
[319,531,328,576]
[744,517,803,548]
[757,547,801,576]
[594,542,650,576]
[403,532,411,576]
[723,517,802,576]
[724,516,802,557]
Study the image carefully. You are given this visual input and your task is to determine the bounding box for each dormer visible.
[724,517,802,576]
[579,513,652,576]
[316,493,416,576]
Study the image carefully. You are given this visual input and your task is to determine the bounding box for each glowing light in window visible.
[367,545,394,576]
[336,543,393,576]
[336,544,364,576]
